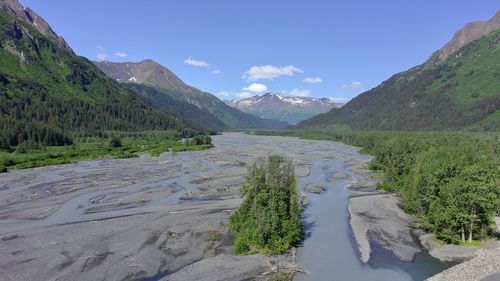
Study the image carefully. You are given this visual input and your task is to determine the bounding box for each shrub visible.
[108,136,122,148]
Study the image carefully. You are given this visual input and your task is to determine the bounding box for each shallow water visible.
[294,158,452,281]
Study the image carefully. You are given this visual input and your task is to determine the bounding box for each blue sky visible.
[20,0,498,102]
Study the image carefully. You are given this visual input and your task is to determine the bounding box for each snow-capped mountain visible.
[225,93,344,124]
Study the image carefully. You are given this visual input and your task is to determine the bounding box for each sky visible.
[20,0,499,102]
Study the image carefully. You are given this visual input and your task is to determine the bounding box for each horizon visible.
[19,0,499,102]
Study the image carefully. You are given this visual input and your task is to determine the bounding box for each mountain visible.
[95,60,289,130]
[0,0,72,53]
[225,93,343,124]
[123,82,227,131]
[296,11,500,131]
[0,0,206,148]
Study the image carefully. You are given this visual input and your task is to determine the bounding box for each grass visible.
[426,29,500,106]
[459,240,482,246]
[0,135,212,172]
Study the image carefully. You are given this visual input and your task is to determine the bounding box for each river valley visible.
[0,133,453,281]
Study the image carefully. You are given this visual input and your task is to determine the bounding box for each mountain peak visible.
[0,0,73,53]
[94,59,191,92]
[433,9,499,62]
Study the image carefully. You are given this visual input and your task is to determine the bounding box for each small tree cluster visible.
[190,135,212,146]
[230,155,303,254]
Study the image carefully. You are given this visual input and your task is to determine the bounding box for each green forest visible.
[0,10,208,151]
[257,128,500,244]
[0,130,213,172]
[230,155,304,254]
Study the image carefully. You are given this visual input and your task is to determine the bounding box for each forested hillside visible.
[123,83,226,132]
[0,9,205,150]
[296,20,500,131]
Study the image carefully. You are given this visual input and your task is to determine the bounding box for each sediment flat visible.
[0,133,372,281]
[426,242,500,281]
[346,158,422,263]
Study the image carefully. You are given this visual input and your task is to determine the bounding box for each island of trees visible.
[230,155,303,254]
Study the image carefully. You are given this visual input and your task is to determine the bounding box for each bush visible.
[191,135,212,146]
[108,136,122,148]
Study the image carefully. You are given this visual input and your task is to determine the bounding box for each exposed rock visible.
[0,0,73,53]
[432,10,500,62]
[426,242,500,281]
[305,184,326,194]
[419,234,478,262]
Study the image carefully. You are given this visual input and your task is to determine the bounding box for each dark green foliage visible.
[191,135,212,146]
[108,136,122,148]
[295,30,500,131]
[0,10,207,151]
[0,130,212,171]
[269,129,500,243]
[230,155,303,254]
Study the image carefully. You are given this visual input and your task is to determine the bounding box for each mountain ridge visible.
[0,0,73,53]
[295,11,500,131]
[431,10,500,63]
[0,0,207,148]
[95,60,289,130]
[225,93,343,124]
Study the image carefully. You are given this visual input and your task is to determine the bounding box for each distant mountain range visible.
[296,10,500,131]
[225,93,343,124]
[95,60,289,130]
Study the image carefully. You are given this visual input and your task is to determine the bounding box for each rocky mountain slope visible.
[95,60,289,130]
[296,11,500,131]
[0,0,207,148]
[225,93,343,124]
[0,0,72,52]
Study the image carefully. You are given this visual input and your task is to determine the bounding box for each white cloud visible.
[216,91,231,98]
[242,83,268,94]
[342,81,363,89]
[184,57,210,68]
[96,45,105,51]
[96,53,108,61]
[115,51,128,58]
[303,77,323,84]
[211,69,221,74]
[236,92,253,99]
[329,97,350,103]
[289,88,311,97]
[216,90,256,100]
[242,65,303,81]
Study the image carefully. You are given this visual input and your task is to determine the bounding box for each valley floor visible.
[0,133,495,281]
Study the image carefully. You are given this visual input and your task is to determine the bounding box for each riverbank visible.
[426,241,500,281]
[346,157,500,280]
[346,156,423,263]
[346,157,489,263]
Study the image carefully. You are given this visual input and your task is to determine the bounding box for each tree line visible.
[278,129,500,243]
